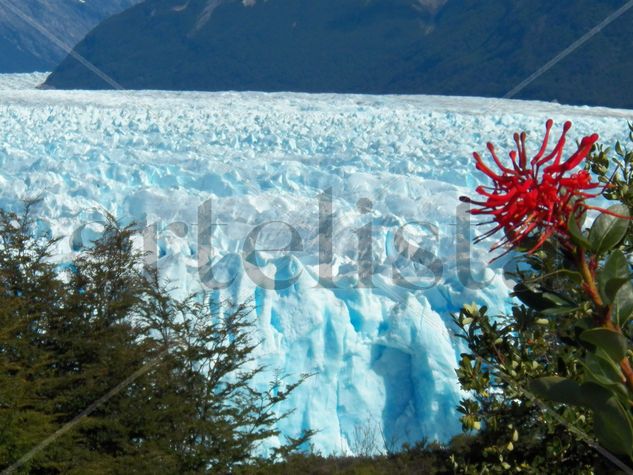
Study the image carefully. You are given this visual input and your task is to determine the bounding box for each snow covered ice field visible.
[1,72,632,454]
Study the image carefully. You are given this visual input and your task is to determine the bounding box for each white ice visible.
[0,73,631,454]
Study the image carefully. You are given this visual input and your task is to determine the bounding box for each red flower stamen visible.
[461,120,602,257]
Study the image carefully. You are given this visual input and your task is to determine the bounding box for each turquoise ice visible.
[0,72,631,454]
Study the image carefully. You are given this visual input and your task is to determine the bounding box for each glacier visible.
[1,72,632,454]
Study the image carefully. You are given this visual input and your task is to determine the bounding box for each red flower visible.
[461,120,600,256]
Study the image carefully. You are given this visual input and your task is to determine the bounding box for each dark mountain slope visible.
[0,0,142,73]
[44,0,633,109]
[45,0,438,91]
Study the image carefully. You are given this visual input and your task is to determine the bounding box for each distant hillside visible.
[44,0,633,109]
[0,0,141,72]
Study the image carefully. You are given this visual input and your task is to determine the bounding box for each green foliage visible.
[0,201,63,471]
[587,205,630,254]
[237,439,458,475]
[588,123,633,210]
[451,304,601,474]
[452,128,633,472]
[0,203,312,473]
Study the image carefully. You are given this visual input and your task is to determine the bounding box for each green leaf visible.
[594,397,633,456]
[580,328,628,363]
[513,283,555,311]
[613,281,633,327]
[579,351,627,402]
[541,306,578,316]
[531,377,630,446]
[512,235,541,253]
[594,349,625,382]
[567,211,591,249]
[598,250,630,303]
[542,292,573,307]
[529,376,586,406]
[588,205,630,254]
[578,381,614,408]
[573,316,595,334]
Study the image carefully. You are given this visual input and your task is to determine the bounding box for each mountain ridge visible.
[0,0,142,73]
[43,0,633,109]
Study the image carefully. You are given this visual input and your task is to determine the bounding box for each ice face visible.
[0,73,631,454]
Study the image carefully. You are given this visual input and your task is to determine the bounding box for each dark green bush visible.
[0,204,311,474]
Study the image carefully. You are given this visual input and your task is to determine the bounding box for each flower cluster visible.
[461,120,600,255]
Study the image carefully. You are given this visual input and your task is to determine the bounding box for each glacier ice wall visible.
[0,74,631,454]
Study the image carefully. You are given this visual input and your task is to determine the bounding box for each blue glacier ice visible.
[1,72,632,454]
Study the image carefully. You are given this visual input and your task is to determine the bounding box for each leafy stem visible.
[577,247,604,309]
